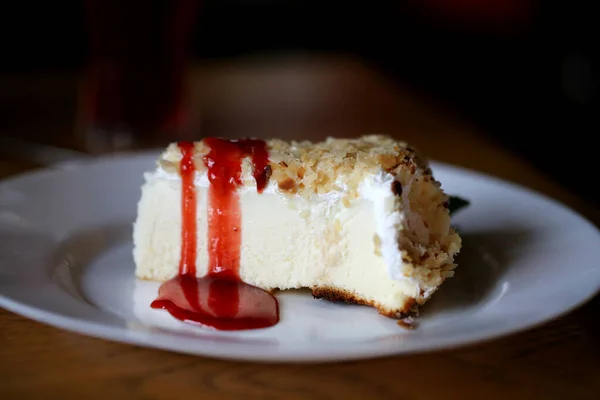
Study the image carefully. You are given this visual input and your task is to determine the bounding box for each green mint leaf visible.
[447,195,470,216]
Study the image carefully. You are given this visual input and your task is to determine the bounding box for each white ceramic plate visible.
[1,153,599,363]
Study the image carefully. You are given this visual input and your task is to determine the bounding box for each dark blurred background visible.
[0,1,598,203]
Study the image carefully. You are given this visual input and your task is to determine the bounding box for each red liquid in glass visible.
[84,0,199,137]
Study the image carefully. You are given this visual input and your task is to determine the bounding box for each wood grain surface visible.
[1,57,599,399]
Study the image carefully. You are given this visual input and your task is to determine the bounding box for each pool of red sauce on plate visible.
[150,138,279,330]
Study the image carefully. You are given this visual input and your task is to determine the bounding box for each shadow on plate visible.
[52,221,133,304]
[0,228,57,282]
[421,227,536,317]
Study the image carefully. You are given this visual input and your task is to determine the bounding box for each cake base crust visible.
[311,286,416,319]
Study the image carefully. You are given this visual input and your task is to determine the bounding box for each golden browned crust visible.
[311,286,416,319]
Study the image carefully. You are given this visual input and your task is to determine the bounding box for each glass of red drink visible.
[81,0,200,152]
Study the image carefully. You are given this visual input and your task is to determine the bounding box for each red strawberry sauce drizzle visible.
[150,139,279,330]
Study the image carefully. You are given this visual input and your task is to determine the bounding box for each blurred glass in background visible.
[82,0,199,152]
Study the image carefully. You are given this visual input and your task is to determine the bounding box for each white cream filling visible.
[359,171,406,282]
[146,164,415,287]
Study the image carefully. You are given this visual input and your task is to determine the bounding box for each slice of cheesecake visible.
[133,135,462,319]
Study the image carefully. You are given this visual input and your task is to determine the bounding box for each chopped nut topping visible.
[159,135,433,200]
[373,234,382,256]
[277,178,297,194]
[263,164,272,182]
[391,181,402,196]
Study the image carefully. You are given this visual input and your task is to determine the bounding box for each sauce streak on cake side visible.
[177,141,198,276]
[150,139,279,330]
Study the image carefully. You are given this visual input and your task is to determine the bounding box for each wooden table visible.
[1,57,599,399]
